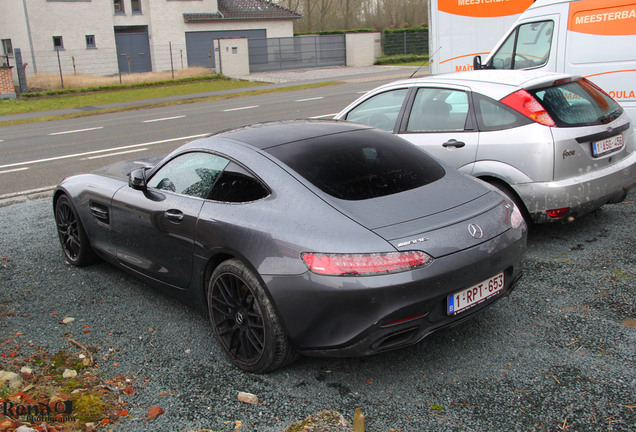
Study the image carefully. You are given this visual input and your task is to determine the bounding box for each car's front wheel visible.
[54,194,97,266]
[207,259,297,373]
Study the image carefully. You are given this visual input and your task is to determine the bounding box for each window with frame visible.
[343,88,408,132]
[52,36,64,50]
[490,20,554,70]
[406,88,470,132]
[113,0,124,14]
[475,95,531,131]
[2,39,13,56]
[208,162,270,203]
[148,152,229,199]
[131,0,142,13]
[85,35,96,49]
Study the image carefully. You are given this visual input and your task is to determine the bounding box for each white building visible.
[0,0,300,77]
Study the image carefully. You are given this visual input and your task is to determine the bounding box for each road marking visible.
[0,185,57,200]
[0,167,29,175]
[49,126,104,136]
[223,106,258,112]
[295,97,324,102]
[143,115,186,123]
[0,133,208,170]
[83,148,148,160]
[310,113,337,119]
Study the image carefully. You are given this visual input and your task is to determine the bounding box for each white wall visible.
[0,0,294,77]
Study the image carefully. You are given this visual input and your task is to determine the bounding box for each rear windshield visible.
[530,79,623,127]
[265,129,445,201]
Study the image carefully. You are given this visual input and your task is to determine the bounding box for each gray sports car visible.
[53,120,527,373]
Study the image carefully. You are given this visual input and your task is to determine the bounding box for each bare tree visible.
[318,0,336,31]
[270,0,428,32]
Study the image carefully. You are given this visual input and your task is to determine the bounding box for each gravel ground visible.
[0,191,634,432]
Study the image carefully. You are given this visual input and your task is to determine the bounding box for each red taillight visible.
[546,207,569,219]
[301,251,433,276]
[500,89,556,127]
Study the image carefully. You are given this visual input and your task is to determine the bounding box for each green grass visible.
[0,79,261,116]
[375,54,428,66]
[0,81,341,126]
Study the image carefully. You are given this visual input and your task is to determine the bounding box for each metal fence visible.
[248,34,346,72]
[382,29,428,56]
[8,31,426,91]
[19,43,192,78]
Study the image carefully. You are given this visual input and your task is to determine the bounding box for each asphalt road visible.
[0,190,634,431]
[0,70,412,198]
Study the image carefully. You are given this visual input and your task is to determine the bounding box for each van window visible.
[491,21,554,70]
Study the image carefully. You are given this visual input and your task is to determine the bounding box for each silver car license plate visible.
[592,134,623,157]
[448,272,504,315]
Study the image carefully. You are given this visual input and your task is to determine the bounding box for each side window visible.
[406,88,469,132]
[52,36,64,51]
[208,162,269,203]
[344,88,408,131]
[113,0,124,14]
[148,152,229,199]
[131,0,142,14]
[491,21,554,70]
[1,39,13,57]
[475,95,531,131]
[85,35,96,49]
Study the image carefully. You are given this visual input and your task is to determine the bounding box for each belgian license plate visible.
[592,134,623,157]
[448,272,504,315]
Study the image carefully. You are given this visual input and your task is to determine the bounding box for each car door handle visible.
[442,139,466,148]
[165,209,184,223]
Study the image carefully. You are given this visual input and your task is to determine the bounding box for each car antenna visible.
[410,46,441,79]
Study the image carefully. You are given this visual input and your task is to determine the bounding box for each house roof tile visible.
[183,0,301,22]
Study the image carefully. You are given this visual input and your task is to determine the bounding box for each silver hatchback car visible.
[335,70,636,223]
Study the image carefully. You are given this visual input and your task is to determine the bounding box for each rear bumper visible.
[514,151,636,223]
[264,227,526,356]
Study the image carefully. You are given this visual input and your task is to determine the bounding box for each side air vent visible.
[89,202,110,225]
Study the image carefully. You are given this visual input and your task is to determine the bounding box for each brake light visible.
[500,89,556,127]
[301,251,433,276]
[546,207,569,219]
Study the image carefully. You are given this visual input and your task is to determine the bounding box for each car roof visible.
[210,119,375,150]
[384,69,579,98]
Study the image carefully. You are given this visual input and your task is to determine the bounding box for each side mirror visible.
[128,168,147,191]
[473,55,482,70]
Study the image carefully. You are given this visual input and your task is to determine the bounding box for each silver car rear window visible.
[531,79,623,127]
[266,129,445,201]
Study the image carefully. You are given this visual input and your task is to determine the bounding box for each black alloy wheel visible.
[54,194,96,266]
[208,259,296,373]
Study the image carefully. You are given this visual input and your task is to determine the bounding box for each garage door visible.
[115,27,152,74]
[186,30,266,69]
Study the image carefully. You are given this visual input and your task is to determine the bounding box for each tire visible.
[207,259,297,373]
[54,194,97,266]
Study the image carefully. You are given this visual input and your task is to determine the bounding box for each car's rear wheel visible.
[207,259,296,373]
[54,194,97,266]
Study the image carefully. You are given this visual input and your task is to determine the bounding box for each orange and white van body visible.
[428,0,534,74]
